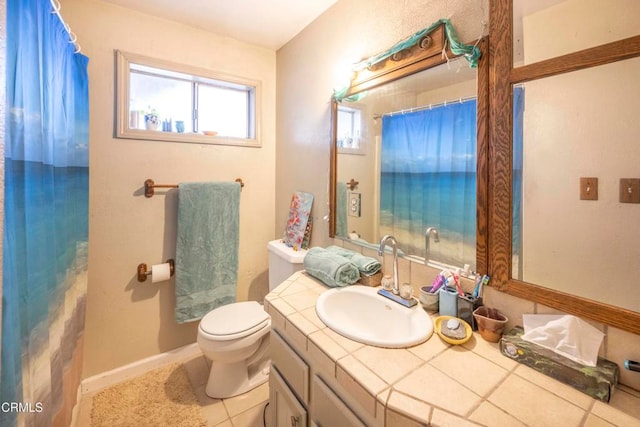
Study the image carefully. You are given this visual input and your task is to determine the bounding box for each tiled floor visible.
[75,353,270,427]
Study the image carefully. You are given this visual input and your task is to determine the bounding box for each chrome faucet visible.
[424,227,440,264]
[378,234,399,295]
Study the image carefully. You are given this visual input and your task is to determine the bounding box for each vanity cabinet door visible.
[271,330,310,404]
[269,368,308,427]
[311,375,366,427]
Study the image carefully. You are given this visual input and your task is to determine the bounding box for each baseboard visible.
[80,342,201,395]
[69,384,83,427]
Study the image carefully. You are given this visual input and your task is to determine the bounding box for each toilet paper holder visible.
[137,259,175,282]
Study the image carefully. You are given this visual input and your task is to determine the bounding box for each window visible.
[116,50,261,147]
[336,105,363,154]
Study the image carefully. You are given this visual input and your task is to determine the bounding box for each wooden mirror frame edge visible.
[488,0,640,335]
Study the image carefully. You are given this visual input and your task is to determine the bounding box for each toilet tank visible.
[267,239,307,290]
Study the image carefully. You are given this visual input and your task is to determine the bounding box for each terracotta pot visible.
[473,306,508,343]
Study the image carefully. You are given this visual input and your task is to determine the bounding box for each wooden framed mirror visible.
[329,23,489,274]
[489,0,640,334]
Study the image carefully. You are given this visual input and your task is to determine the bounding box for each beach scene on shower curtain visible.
[379,89,524,271]
[380,100,477,269]
[1,0,90,426]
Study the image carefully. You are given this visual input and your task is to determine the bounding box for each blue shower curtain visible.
[1,0,89,425]
[512,86,525,279]
[380,100,477,268]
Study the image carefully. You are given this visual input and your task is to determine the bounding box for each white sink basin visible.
[315,285,433,348]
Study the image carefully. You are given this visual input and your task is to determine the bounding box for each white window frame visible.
[337,104,364,155]
[115,50,261,147]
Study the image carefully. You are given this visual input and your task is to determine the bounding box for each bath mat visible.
[90,363,206,427]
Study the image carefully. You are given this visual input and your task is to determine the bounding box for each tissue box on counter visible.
[500,326,619,402]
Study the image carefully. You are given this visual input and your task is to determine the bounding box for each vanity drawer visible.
[311,375,366,427]
[271,329,309,404]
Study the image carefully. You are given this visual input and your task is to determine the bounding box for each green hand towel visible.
[326,245,382,275]
[303,247,360,288]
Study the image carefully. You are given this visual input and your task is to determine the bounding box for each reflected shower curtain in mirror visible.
[512,86,525,279]
[380,101,476,268]
[1,0,89,425]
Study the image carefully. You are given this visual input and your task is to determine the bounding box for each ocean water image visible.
[380,171,476,269]
[2,161,89,426]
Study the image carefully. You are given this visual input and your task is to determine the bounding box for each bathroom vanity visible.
[265,271,640,426]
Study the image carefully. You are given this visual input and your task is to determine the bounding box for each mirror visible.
[329,25,489,273]
[335,64,477,266]
[489,0,640,334]
[512,56,640,313]
[513,0,640,67]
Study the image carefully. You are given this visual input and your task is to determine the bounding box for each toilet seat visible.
[199,301,270,341]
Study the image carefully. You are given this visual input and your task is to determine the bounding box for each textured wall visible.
[61,0,277,378]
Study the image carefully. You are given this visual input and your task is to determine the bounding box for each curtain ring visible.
[50,0,61,13]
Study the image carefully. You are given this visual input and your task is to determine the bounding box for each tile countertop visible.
[264,271,640,427]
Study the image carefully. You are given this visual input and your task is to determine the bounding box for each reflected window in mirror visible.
[337,105,363,153]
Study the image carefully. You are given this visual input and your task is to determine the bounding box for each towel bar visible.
[144,178,244,198]
[137,259,175,282]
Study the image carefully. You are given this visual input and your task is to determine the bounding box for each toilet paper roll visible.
[151,263,172,283]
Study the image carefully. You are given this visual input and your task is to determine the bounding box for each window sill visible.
[337,147,365,155]
[116,128,261,148]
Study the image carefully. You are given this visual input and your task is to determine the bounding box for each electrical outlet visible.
[620,179,640,203]
[580,177,598,201]
[349,192,361,217]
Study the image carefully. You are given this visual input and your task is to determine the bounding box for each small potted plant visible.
[144,107,160,130]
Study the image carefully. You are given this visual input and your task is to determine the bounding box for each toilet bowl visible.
[197,301,271,398]
[197,240,307,398]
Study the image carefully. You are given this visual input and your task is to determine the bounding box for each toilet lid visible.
[199,301,270,339]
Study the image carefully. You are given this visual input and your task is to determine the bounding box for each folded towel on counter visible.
[325,245,382,275]
[175,182,241,324]
[303,247,360,288]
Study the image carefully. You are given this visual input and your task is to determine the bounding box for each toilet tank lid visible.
[267,239,307,264]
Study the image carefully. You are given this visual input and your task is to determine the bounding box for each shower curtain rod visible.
[50,0,81,53]
[374,95,476,120]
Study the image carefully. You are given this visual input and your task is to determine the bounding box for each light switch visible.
[620,179,640,204]
[580,177,598,201]
[349,192,361,217]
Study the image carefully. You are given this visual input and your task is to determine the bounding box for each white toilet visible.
[197,239,307,398]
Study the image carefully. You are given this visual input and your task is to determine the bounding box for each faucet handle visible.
[382,275,393,291]
[399,283,413,299]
